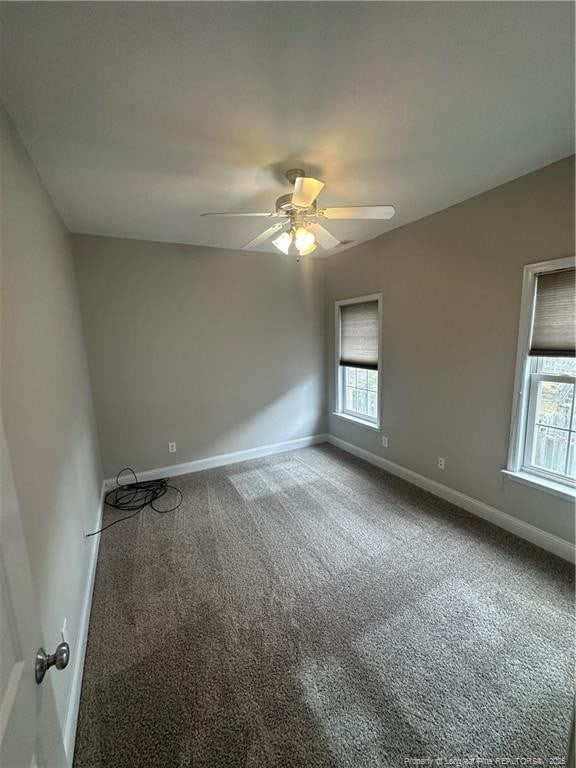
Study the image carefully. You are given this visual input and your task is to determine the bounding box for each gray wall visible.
[326,157,575,544]
[73,235,326,478]
[0,103,102,728]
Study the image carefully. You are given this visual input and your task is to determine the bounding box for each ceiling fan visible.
[201,169,396,259]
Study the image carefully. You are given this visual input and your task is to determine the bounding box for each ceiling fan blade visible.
[201,211,284,218]
[242,221,288,250]
[292,177,325,209]
[320,205,396,220]
[308,222,341,250]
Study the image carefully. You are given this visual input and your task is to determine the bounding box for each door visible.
[0,416,68,768]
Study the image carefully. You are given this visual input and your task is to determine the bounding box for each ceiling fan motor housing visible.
[275,193,317,215]
[285,168,306,186]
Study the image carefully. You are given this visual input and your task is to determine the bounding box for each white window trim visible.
[334,293,382,430]
[332,411,381,431]
[504,255,576,498]
[501,469,575,502]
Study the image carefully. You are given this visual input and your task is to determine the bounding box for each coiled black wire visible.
[86,467,183,537]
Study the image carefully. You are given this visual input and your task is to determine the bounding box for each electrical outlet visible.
[381,436,389,448]
[61,617,68,643]
[437,457,446,470]
[168,441,177,454]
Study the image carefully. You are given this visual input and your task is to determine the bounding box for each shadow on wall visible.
[102,371,326,479]
[190,259,326,467]
[73,234,326,478]
[206,374,326,459]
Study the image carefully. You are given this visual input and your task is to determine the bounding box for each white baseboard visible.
[327,435,575,563]
[63,483,104,762]
[104,433,329,488]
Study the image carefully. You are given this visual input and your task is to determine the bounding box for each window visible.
[507,259,575,494]
[523,356,576,481]
[335,295,381,428]
[343,366,379,421]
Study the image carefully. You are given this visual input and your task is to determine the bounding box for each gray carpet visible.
[74,444,575,767]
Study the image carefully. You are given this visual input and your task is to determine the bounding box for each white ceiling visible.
[0,2,573,255]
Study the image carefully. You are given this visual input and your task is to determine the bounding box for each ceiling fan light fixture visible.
[294,226,315,252]
[298,242,317,257]
[204,171,395,258]
[272,231,293,255]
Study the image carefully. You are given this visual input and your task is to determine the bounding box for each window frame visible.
[334,293,382,430]
[506,256,576,495]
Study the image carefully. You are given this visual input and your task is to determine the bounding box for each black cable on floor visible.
[86,467,183,537]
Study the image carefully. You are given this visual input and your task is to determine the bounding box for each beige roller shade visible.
[339,300,379,369]
[530,267,575,357]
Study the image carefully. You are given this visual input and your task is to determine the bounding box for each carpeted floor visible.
[74,444,574,767]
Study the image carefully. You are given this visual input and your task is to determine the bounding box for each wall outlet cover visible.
[168,442,177,454]
[382,436,389,448]
[438,457,446,470]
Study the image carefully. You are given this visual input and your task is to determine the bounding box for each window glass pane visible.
[535,357,576,375]
[532,426,568,475]
[534,381,574,429]
[345,387,355,411]
[367,391,377,418]
[357,389,368,415]
[342,366,378,421]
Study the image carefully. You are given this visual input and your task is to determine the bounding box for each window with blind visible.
[508,259,575,492]
[335,296,381,426]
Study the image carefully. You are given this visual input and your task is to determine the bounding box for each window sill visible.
[501,469,576,501]
[332,412,381,432]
